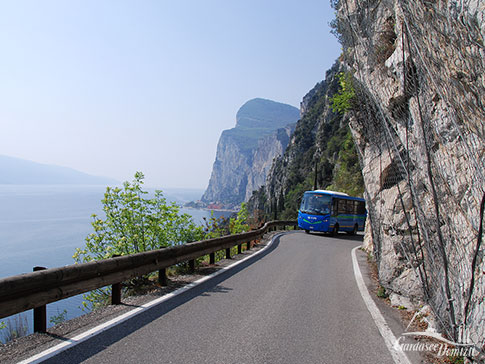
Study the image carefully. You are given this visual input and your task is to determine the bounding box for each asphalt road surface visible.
[43,231,396,364]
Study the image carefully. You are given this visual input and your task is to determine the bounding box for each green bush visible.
[229,203,250,234]
[74,172,203,263]
[202,212,230,239]
[330,72,355,114]
[49,309,68,326]
[73,172,204,308]
[377,286,389,298]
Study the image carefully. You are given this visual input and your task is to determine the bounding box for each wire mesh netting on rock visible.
[335,0,485,357]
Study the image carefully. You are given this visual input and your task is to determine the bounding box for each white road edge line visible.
[18,232,287,364]
[351,246,412,364]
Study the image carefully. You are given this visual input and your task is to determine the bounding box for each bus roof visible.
[310,190,349,196]
[305,190,365,201]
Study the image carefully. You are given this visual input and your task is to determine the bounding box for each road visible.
[43,231,396,364]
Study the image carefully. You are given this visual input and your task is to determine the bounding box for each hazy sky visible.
[0,0,340,189]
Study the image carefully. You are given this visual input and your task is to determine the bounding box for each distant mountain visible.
[201,98,300,207]
[0,155,118,185]
[221,98,300,155]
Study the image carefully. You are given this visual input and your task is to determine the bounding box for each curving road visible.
[43,231,396,364]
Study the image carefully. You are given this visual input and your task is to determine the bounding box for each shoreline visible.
[182,206,238,213]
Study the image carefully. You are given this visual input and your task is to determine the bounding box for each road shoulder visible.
[353,247,426,364]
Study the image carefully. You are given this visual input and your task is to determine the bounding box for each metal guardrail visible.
[0,220,297,332]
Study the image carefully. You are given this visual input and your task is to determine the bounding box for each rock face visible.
[335,0,485,349]
[245,127,293,201]
[248,61,364,219]
[202,98,299,207]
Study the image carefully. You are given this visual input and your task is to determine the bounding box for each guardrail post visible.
[238,244,242,254]
[111,255,122,305]
[33,266,47,333]
[112,282,122,305]
[210,252,215,265]
[226,248,231,259]
[158,268,167,286]
[189,259,195,273]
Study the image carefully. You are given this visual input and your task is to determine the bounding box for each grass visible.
[377,286,389,298]
[1,314,29,343]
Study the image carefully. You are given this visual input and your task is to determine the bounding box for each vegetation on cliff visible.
[248,61,364,220]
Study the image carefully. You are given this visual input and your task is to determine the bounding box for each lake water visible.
[0,184,231,336]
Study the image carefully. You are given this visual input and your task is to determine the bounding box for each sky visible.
[0,0,340,189]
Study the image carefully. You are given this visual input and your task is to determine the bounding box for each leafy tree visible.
[201,203,250,239]
[73,172,203,308]
[229,203,250,234]
[73,172,203,263]
[202,212,230,239]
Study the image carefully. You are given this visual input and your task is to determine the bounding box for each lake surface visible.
[0,184,231,336]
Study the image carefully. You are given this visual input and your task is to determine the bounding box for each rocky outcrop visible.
[335,0,485,350]
[248,61,364,219]
[202,98,299,208]
[245,126,293,201]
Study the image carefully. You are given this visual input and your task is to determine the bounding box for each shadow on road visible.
[42,234,284,364]
[200,284,233,296]
[305,231,364,243]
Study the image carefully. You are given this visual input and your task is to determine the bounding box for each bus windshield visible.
[300,193,332,215]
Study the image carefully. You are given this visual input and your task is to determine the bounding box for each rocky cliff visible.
[334,0,485,354]
[201,98,299,208]
[245,126,293,201]
[248,61,364,219]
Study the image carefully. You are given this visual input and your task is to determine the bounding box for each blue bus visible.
[297,190,366,235]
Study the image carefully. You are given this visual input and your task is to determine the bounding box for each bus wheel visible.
[348,224,358,235]
[305,229,310,234]
[331,224,339,236]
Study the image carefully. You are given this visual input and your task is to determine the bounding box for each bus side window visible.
[332,199,339,216]
[346,200,353,214]
[353,201,359,214]
[338,199,346,214]
[357,201,366,215]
